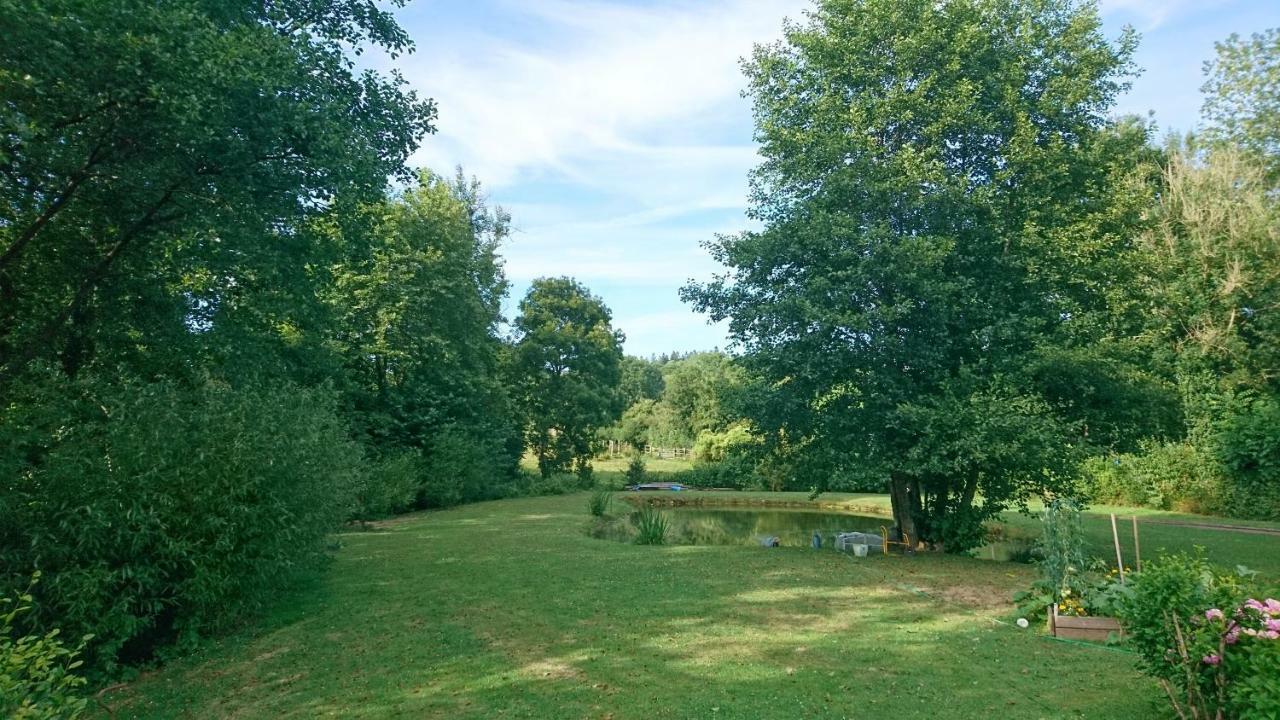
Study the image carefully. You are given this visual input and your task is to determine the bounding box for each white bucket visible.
[853,544,869,557]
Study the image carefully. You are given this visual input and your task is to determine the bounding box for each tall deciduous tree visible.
[684,0,1168,551]
[510,278,624,478]
[0,0,435,384]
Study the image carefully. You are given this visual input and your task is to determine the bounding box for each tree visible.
[1201,29,1280,182]
[510,278,624,478]
[684,0,1166,551]
[619,356,665,406]
[0,0,435,386]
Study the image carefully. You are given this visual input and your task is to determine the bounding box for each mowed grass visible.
[101,493,1180,720]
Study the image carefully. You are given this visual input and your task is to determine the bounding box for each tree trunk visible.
[888,471,921,549]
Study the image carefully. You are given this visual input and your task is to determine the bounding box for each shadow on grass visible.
[100,494,1163,720]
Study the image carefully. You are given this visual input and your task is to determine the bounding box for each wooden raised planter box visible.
[1049,605,1124,642]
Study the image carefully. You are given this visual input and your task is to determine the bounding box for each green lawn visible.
[101,492,1192,720]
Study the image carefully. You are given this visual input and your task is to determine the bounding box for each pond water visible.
[657,507,891,548]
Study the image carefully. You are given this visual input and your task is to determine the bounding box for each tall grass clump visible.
[587,488,612,517]
[632,505,669,545]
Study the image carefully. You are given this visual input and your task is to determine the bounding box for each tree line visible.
[0,0,627,678]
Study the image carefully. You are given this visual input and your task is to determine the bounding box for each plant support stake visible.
[1131,515,1141,572]
[1110,513,1125,584]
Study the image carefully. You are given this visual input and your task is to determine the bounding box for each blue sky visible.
[384,0,1280,358]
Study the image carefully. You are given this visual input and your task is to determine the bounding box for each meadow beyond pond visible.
[100,493,1169,719]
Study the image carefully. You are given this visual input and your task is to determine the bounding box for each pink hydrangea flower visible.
[1205,608,1225,621]
[1262,630,1280,641]
[1244,599,1266,612]
[1266,618,1280,633]
[1203,654,1221,665]
[1265,599,1280,616]
[1225,628,1240,645]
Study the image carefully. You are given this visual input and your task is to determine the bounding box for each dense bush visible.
[2,575,89,720]
[673,453,759,490]
[0,374,363,674]
[1215,396,1280,520]
[691,424,757,463]
[1117,554,1279,719]
[417,427,520,508]
[353,452,422,520]
[1081,441,1224,513]
[526,472,582,497]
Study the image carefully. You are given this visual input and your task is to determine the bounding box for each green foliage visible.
[618,356,665,407]
[1116,554,1279,719]
[691,423,757,463]
[1081,443,1224,514]
[1039,499,1087,602]
[0,373,363,673]
[526,472,581,498]
[417,427,519,509]
[328,172,518,466]
[354,452,422,521]
[631,506,669,546]
[624,454,646,485]
[1,575,89,720]
[0,0,434,384]
[509,278,625,477]
[682,0,1158,552]
[1201,28,1280,181]
[1214,395,1280,520]
[587,489,612,518]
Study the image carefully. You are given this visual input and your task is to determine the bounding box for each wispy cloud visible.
[1099,0,1232,31]
[397,0,802,188]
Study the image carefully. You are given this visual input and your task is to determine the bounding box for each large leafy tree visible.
[0,0,435,384]
[510,277,624,478]
[684,0,1172,551]
[326,170,520,468]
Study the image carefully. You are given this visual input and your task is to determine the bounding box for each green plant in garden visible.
[587,489,612,518]
[1117,553,1279,719]
[632,506,669,546]
[1,574,90,720]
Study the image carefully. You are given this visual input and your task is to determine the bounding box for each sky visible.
[383,0,1280,358]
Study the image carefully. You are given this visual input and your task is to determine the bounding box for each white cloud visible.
[396,0,803,189]
[1099,0,1231,31]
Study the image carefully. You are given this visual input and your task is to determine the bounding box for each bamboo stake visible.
[1132,515,1142,572]
[1111,513,1126,584]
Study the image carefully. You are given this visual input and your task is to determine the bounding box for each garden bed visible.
[1049,605,1124,643]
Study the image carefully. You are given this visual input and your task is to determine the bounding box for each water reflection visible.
[662,507,889,548]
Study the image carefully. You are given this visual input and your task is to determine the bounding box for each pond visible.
[651,506,891,548]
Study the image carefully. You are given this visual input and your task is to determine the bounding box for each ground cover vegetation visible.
[4,0,1280,716]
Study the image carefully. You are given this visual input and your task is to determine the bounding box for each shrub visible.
[624,454,646,485]
[1215,396,1280,520]
[1081,441,1224,514]
[353,452,421,520]
[674,452,759,490]
[527,472,579,497]
[587,488,612,517]
[0,374,363,674]
[418,426,518,508]
[1116,553,1277,719]
[691,423,757,463]
[1,575,89,720]
[632,505,669,545]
